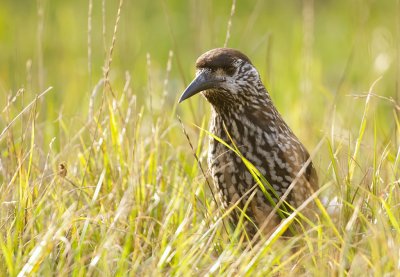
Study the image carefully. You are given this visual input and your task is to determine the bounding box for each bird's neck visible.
[208,89,285,142]
[205,87,275,116]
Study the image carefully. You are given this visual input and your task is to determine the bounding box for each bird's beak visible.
[178,70,224,103]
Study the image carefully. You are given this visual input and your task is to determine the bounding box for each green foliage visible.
[1,0,400,275]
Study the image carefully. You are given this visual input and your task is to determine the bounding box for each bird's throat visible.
[202,89,243,113]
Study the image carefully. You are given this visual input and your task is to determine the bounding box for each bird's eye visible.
[225,66,236,76]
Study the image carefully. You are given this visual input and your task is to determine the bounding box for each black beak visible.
[178,70,224,103]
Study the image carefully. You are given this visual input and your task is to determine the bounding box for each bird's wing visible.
[246,108,318,192]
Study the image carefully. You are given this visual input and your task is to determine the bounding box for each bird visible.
[179,48,318,237]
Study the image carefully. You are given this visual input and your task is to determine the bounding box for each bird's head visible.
[179,48,263,107]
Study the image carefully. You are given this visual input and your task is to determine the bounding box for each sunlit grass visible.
[1,0,400,276]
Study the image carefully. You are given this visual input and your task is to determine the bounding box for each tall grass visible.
[1,0,400,276]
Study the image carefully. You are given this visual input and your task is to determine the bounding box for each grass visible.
[1,0,400,276]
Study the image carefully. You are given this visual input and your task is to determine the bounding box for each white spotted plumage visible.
[181,48,318,236]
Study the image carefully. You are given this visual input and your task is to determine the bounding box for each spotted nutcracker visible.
[179,48,318,236]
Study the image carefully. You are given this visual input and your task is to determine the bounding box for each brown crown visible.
[195,48,252,70]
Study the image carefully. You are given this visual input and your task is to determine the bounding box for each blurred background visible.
[0,0,398,174]
[1,1,400,274]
